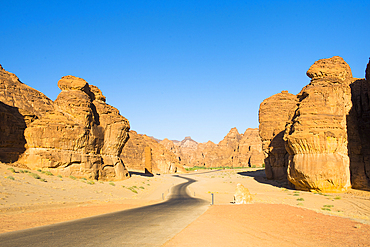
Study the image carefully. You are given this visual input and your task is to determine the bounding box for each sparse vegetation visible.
[139,186,145,189]
[334,196,341,200]
[30,173,41,180]
[128,186,138,193]
[297,198,304,201]
[7,176,15,180]
[41,171,54,176]
[37,169,42,172]
[7,168,16,173]
[321,207,331,211]
[87,180,95,185]
[297,203,304,206]
[109,182,115,186]
[69,176,76,180]
[57,175,62,178]
[184,166,261,171]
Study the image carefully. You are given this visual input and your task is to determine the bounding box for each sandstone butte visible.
[120,130,184,174]
[259,56,370,192]
[0,65,131,180]
[160,128,265,169]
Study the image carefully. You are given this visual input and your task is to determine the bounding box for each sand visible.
[1,165,370,246]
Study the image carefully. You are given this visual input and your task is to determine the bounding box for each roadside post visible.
[211,193,214,205]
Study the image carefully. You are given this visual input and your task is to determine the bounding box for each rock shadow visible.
[128,171,154,177]
[347,78,370,191]
[0,102,27,163]
[237,169,291,189]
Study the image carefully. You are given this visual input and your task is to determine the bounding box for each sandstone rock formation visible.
[260,56,370,192]
[0,65,54,162]
[121,131,182,174]
[234,183,252,204]
[258,91,298,179]
[284,56,352,192]
[162,128,264,168]
[0,65,130,180]
[347,58,370,190]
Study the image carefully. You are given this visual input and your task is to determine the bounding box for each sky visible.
[1,0,369,143]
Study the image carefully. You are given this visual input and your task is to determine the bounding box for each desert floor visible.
[1,164,370,246]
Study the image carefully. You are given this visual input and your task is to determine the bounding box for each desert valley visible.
[1,56,370,246]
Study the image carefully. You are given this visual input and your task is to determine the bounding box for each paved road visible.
[0,175,209,247]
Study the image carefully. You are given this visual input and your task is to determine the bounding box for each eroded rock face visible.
[0,65,54,162]
[121,131,182,174]
[259,91,298,180]
[347,59,370,190]
[162,128,264,168]
[0,66,130,180]
[284,56,352,192]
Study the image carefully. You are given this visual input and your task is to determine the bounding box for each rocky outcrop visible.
[347,59,370,190]
[259,91,298,179]
[162,128,264,168]
[0,65,130,180]
[284,56,352,192]
[0,65,54,163]
[260,56,370,192]
[121,131,182,174]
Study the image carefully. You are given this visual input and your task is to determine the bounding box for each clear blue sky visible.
[1,1,369,143]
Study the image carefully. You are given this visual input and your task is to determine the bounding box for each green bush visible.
[139,186,145,189]
[69,176,76,180]
[30,173,41,179]
[7,168,16,173]
[109,182,115,186]
[262,163,265,168]
[297,198,304,201]
[7,176,15,180]
[57,175,62,178]
[42,171,54,176]
[87,180,95,185]
[128,187,138,193]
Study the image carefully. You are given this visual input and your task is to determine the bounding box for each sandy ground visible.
[1,165,370,246]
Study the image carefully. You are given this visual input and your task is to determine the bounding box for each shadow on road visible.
[0,174,209,247]
[237,169,291,189]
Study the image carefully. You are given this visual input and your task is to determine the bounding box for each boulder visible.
[234,183,252,204]
[259,91,298,179]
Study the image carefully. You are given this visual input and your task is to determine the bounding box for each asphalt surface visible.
[0,175,209,247]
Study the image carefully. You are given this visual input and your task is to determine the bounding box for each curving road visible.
[0,175,209,247]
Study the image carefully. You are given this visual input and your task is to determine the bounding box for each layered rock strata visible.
[284,56,352,192]
[258,91,298,179]
[0,65,54,162]
[161,128,264,168]
[0,66,130,180]
[260,56,370,192]
[121,131,182,174]
[347,59,370,190]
